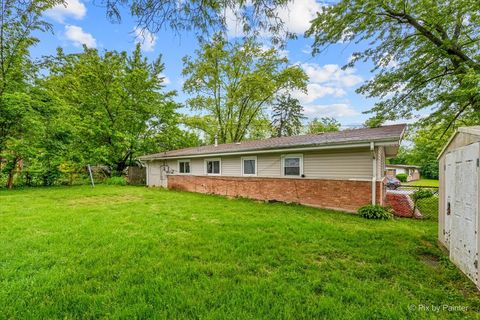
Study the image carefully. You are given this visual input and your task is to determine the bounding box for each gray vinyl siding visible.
[303,148,372,179]
[164,147,374,180]
[221,156,241,176]
[257,154,282,177]
[166,159,204,175]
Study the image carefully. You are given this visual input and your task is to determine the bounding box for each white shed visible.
[438,126,480,288]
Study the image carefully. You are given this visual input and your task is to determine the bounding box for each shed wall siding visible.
[438,132,480,247]
[163,147,373,180]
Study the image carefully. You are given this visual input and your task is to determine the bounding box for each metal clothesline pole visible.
[87,164,95,188]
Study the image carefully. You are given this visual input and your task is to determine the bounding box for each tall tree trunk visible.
[6,157,19,189]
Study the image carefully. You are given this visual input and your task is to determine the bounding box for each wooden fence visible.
[126,166,146,185]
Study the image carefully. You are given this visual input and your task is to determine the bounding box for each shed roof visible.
[437,126,480,159]
[139,124,406,160]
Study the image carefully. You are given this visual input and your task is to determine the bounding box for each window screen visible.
[284,157,300,176]
[207,160,220,174]
[179,161,190,173]
[243,159,256,175]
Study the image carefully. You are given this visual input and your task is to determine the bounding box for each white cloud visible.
[276,0,323,34]
[303,103,360,118]
[301,63,362,87]
[225,0,323,37]
[289,62,363,103]
[134,27,157,52]
[292,84,345,104]
[45,0,86,23]
[64,25,96,48]
[224,7,244,38]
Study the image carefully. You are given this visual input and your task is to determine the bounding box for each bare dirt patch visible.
[419,252,440,269]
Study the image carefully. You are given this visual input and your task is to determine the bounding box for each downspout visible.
[370,142,376,205]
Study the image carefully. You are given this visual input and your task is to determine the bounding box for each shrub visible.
[396,173,408,182]
[420,161,439,179]
[412,189,434,201]
[105,176,127,186]
[358,204,393,220]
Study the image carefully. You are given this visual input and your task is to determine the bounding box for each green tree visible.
[363,115,385,128]
[0,0,61,188]
[271,94,305,137]
[387,122,480,179]
[44,44,192,174]
[307,117,341,134]
[182,34,307,143]
[307,0,480,130]
[102,0,292,44]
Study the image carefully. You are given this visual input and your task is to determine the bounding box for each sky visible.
[32,0,390,127]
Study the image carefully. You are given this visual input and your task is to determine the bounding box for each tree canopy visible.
[101,0,292,44]
[0,0,63,188]
[43,44,196,174]
[307,117,341,134]
[271,94,305,137]
[307,0,480,131]
[182,34,307,143]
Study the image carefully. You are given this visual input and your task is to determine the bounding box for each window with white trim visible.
[178,160,190,174]
[282,154,303,176]
[205,158,221,175]
[241,156,257,176]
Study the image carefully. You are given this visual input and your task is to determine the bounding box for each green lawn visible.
[405,179,440,187]
[1,186,479,319]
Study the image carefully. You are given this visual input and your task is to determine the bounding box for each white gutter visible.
[370,141,376,205]
[141,140,399,161]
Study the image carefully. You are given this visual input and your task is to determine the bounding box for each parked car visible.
[385,176,401,190]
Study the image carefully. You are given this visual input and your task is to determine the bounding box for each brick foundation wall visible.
[168,175,383,212]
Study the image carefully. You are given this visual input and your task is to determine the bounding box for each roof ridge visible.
[200,124,406,148]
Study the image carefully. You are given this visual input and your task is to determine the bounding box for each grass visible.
[1,186,479,319]
[405,179,439,187]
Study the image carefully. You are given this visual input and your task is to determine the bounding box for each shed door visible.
[444,152,455,246]
[447,142,479,284]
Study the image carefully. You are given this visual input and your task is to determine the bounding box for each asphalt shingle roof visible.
[139,124,406,160]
